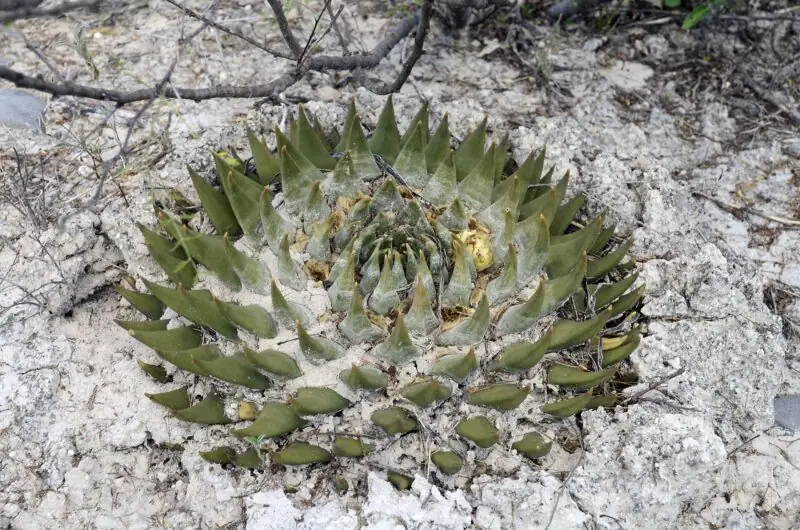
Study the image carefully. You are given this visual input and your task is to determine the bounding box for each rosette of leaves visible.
[116,98,644,485]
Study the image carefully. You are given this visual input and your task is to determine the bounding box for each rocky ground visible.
[1,0,799,528]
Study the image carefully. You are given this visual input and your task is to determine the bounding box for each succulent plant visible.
[116,98,644,489]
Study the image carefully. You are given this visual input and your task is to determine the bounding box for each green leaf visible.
[455,416,498,448]
[431,451,463,475]
[437,293,489,346]
[400,379,452,408]
[272,442,331,465]
[114,319,169,332]
[154,345,221,376]
[587,238,633,279]
[200,446,237,464]
[547,307,613,350]
[338,364,389,391]
[387,471,414,490]
[146,386,190,410]
[137,359,169,383]
[247,128,280,184]
[128,327,203,351]
[683,4,710,29]
[369,95,401,164]
[143,280,239,340]
[290,387,350,416]
[455,117,487,181]
[371,407,418,435]
[137,223,196,288]
[217,300,277,339]
[294,105,336,170]
[601,330,641,367]
[430,348,478,382]
[512,432,552,459]
[243,347,302,378]
[224,234,269,294]
[114,285,165,320]
[373,313,419,366]
[467,384,530,410]
[173,393,232,424]
[339,286,386,343]
[194,351,272,390]
[547,364,618,389]
[188,165,240,236]
[297,321,345,363]
[458,143,496,210]
[231,402,306,438]
[541,391,593,417]
[425,113,450,173]
[333,437,375,457]
[492,336,550,373]
[393,122,428,188]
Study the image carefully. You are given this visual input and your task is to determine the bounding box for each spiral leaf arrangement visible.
[116,98,644,488]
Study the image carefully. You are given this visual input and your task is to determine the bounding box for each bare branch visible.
[0,0,103,23]
[0,64,305,103]
[162,0,294,59]
[364,0,433,95]
[265,0,304,58]
[0,4,426,103]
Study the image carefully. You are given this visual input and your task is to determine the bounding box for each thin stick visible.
[623,366,686,404]
[693,191,800,228]
[163,0,293,59]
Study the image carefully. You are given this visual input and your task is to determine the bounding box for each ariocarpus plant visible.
[115,98,644,490]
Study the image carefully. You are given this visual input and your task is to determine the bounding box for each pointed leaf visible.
[512,432,552,459]
[371,407,418,435]
[231,402,306,438]
[455,117,487,181]
[114,285,166,320]
[272,442,331,465]
[339,286,386,343]
[243,347,302,378]
[492,336,550,373]
[247,128,280,184]
[143,280,239,340]
[137,223,196,288]
[217,300,277,339]
[401,379,452,407]
[276,234,306,291]
[333,437,376,457]
[431,451,463,475]
[587,238,633,279]
[297,321,344,363]
[547,307,613,350]
[290,387,350,416]
[547,364,618,389]
[195,352,272,389]
[601,330,641,367]
[128,327,202,351]
[425,113,449,173]
[154,345,222,376]
[339,364,389,391]
[173,393,232,424]
[455,416,498,448]
[431,348,478,382]
[115,318,169,332]
[467,384,530,410]
[295,105,336,169]
[146,386,190,410]
[541,391,593,417]
[137,359,169,383]
[370,96,401,164]
[373,313,419,365]
[458,143,496,210]
[437,293,489,346]
[394,122,428,188]
[188,165,241,236]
